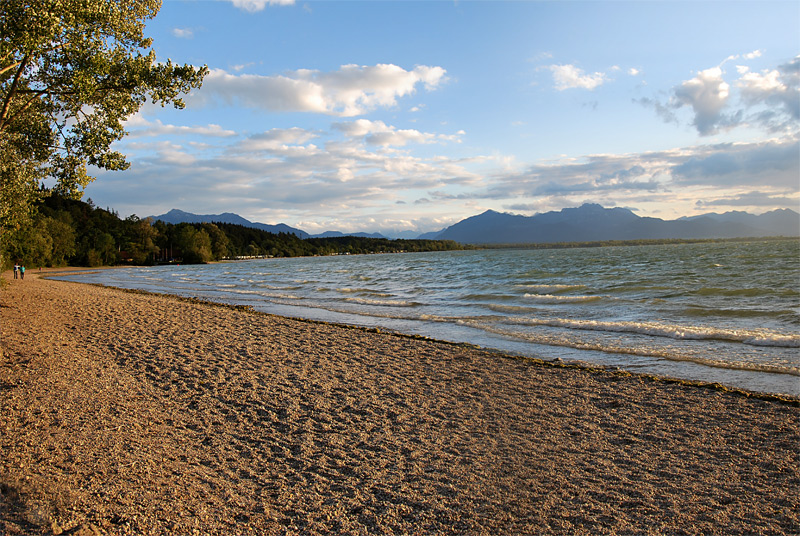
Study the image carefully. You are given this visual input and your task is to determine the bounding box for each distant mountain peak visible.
[163,208,192,217]
[311,231,387,239]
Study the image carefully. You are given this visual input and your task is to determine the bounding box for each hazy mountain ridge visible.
[312,231,387,239]
[150,205,799,244]
[149,209,390,239]
[430,204,800,244]
[149,209,311,238]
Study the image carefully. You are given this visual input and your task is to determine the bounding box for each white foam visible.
[508,317,800,348]
[461,320,800,376]
[345,297,416,307]
[337,287,364,294]
[518,284,587,293]
[523,294,603,303]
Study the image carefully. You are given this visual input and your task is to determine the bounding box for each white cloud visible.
[332,119,462,147]
[723,49,764,65]
[333,119,391,138]
[548,64,607,90]
[369,129,434,147]
[172,28,194,39]
[229,0,295,12]
[646,54,800,136]
[123,116,237,138]
[738,69,785,96]
[152,141,197,167]
[193,64,447,117]
[235,127,319,152]
[660,55,800,135]
[671,66,732,135]
[231,63,255,73]
[736,55,800,123]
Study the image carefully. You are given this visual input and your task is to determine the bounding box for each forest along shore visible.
[1,272,798,535]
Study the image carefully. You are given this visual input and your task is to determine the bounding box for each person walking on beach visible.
[13,263,19,279]
[20,265,25,280]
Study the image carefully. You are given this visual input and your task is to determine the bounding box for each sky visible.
[84,0,800,237]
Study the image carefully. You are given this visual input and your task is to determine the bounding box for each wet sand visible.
[1,270,798,535]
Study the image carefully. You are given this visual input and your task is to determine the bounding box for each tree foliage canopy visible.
[0,0,206,265]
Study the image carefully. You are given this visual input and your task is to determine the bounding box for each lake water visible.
[56,239,800,397]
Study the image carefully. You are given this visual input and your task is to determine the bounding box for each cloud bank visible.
[192,64,447,117]
[645,55,800,136]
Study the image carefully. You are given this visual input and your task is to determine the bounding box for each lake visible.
[56,239,800,397]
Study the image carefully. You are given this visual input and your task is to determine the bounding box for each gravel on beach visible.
[1,271,798,535]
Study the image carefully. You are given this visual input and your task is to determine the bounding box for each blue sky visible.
[86,0,800,236]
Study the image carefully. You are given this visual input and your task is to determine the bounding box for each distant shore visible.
[2,271,798,535]
[477,234,799,250]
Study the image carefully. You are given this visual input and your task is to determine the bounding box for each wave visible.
[335,287,395,298]
[487,304,541,314]
[517,284,587,294]
[506,316,800,349]
[683,306,793,319]
[461,321,800,377]
[229,289,302,300]
[693,287,776,297]
[345,297,419,307]
[462,293,519,304]
[523,294,604,303]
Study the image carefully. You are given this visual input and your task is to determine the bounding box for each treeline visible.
[3,193,466,267]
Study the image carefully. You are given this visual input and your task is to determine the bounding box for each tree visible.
[175,224,211,264]
[43,215,76,265]
[0,0,207,267]
[201,222,230,261]
[124,215,158,264]
[10,220,51,267]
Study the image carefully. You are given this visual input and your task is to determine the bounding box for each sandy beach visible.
[1,271,798,535]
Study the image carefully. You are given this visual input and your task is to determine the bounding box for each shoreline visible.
[60,277,800,406]
[42,264,800,399]
[2,272,799,535]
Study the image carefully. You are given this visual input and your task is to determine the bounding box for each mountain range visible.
[424,204,800,244]
[150,209,310,238]
[150,204,800,245]
[148,209,382,239]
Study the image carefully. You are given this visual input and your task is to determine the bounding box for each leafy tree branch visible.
[0,0,207,268]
